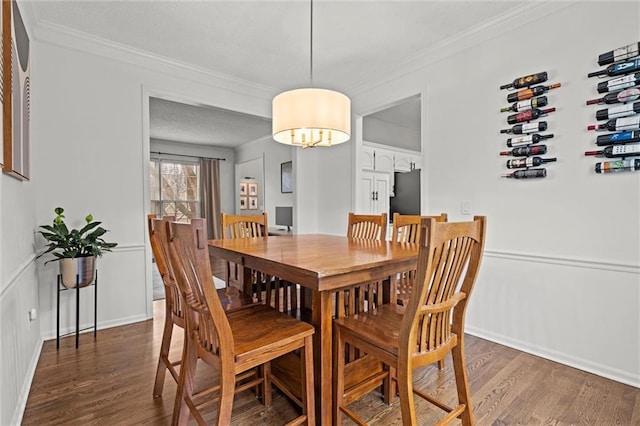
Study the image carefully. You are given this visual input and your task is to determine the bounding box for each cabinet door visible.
[394,153,413,172]
[412,153,422,170]
[362,146,375,170]
[375,149,395,174]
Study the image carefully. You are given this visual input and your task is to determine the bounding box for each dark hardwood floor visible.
[22,301,640,425]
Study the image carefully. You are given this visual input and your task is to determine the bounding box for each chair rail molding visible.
[484,249,639,275]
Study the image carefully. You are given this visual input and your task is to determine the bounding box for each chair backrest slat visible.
[347,212,387,241]
[148,215,182,319]
[221,213,268,239]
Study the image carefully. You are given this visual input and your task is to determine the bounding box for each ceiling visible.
[30,1,527,147]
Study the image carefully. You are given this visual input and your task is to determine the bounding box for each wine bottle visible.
[507,107,556,124]
[586,87,640,105]
[500,72,548,90]
[587,115,640,131]
[596,130,640,146]
[596,102,640,120]
[595,158,640,173]
[598,42,640,66]
[588,58,640,78]
[506,133,554,148]
[597,73,640,93]
[500,145,548,157]
[501,96,547,113]
[507,83,561,102]
[506,157,557,169]
[500,121,548,134]
[502,168,547,179]
[585,143,640,158]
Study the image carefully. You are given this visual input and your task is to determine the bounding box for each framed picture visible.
[239,182,247,196]
[2,0,30,180]
[239,197,248,210]
[248,183,258,196]
[281,161,292,193]
[249,196,258,210]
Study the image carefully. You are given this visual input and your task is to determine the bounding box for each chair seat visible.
[217,287,258,312]
[334,304,406,357]
[227,304,315,371]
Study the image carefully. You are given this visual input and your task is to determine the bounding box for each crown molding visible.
[30,18,278,102]
[24,2,573,102]
[348,1,574,96]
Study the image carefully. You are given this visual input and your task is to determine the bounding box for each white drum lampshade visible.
[272,88,351,148]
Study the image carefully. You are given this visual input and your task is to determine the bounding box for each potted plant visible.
[37,207,118,288]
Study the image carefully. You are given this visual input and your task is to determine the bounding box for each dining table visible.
[208,234,418,425]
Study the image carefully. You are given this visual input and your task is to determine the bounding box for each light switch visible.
[461,200,471,215]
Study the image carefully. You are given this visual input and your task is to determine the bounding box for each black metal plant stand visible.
[56,270,98,349]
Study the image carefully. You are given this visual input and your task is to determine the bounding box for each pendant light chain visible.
[310,0,314,87]
[271,0,351,147]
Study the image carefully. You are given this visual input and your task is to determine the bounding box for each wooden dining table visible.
[208,234,418,425]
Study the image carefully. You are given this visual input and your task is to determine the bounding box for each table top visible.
[209,234,418,291]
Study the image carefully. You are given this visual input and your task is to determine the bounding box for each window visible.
[150,159,200,222]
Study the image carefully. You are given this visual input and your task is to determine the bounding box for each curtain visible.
[199,158,222,239]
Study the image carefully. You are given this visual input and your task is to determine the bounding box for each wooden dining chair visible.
[221,212,301,313]
[334,216,486,425]
[220,212,268,290]
[148,215,257,399]
[163,218,315,425]
[392,212,448,306]
[347,212,388,240]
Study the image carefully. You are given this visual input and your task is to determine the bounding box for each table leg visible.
[311,290,332,426]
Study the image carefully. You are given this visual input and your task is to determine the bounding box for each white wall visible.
[235,138,294,229]
[351,1,640,386]
[363,115,420,151]
[2,20,275,423]
[236,157,264,214]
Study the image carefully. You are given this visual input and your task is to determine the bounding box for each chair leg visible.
[333,326,345,426]
[384,365,396,404]
[153,312,174,397]
[301,335,316,425]
[452,340,474,426]
[397,364,417,426]
[437,359,445,370]
[216,361,237,426]
[172,333,197,426]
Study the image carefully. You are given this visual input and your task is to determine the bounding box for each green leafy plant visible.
[37,207,118,264]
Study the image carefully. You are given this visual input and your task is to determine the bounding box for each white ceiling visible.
[30,1,527,147]
[149,97,272,147]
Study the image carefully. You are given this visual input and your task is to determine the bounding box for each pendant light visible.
[272,0,351,148]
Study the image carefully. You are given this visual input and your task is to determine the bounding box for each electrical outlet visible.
[461,200,472,215]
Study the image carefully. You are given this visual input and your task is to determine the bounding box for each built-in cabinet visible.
[358,142,422,216]
[359,171,390,216]
[393,151,422,172]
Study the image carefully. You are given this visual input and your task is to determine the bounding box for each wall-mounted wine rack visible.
[585,41,640,174]
[499,72,560,179]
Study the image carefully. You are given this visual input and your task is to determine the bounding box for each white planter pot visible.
[60,256,95,288]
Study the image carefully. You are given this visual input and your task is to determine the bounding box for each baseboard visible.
[466,325,640,389]
[12,337,44,426]
[41,314,150,341]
